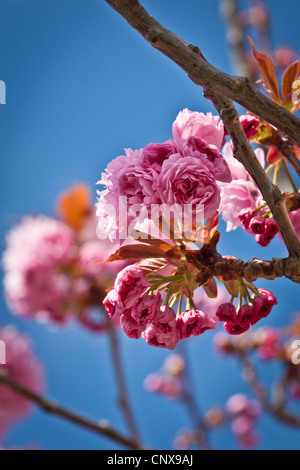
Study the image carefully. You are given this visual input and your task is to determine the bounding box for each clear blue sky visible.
[0,0,299,450]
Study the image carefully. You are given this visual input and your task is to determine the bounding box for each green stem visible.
[282,159,298,193]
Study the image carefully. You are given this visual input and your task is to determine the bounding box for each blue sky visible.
[0,0,300,450]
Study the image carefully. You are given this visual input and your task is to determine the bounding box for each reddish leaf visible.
[248,37,280,103]
[101,244,167,263]
[282,59,300,98]
[137,258,169,275]
[132,231,173,251]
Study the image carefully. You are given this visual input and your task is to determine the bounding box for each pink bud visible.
[177,309,216,339]
[216,303,237,323]
[120,314,144,339]
[252,289,278,319]
[237,305,257,325]
[114,265,149,309]
[240,115,260,140]
[249,216,265,235]
[224,321,250,335]
[238,208,257,230]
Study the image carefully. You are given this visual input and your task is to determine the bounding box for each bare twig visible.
[107,320,140,440]
[104,0,300,145]
[219,0,250,76]
[240,355,300,427]
[0,372,146,450]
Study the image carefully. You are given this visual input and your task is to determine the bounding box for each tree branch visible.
[104,0,300,146]
[240,355,300,428]
[203,90,300,260]
[0,372,146,450]
[107,320,140,441]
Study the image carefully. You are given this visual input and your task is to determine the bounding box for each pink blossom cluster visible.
[2,215,126,332]
[0,326,44,438]
[239,209,279,247]
[103,265,216,350]
[219,141,265,232]
[226,394,262,449]
[143,354,186,399]
[216,289,278,335]
[96,109,232,240]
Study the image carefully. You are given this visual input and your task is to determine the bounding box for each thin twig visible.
[219,0,250,76]
[0,372,146,450]
[107,320,140,440]
[240,355,300,427]
[203,89,300,260]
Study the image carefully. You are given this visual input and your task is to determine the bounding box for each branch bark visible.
[105,0,300,146]
[203,89,300,260]
[0,372,146,450]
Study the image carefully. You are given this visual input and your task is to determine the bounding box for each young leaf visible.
[101,244,167,263]
[282,59,300,98]
[248,37,280,103]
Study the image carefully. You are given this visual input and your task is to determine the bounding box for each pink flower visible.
[224,321,250,335]
[114,265,149,309]
[143,373,183,399]
[240,115,260,140]
[237,305,257,325]
[120,314,144,339]
[142,306,180,350]
[238,208,257,230]
[252,289,278,319]
[153,154,221,219]
[256,327,281,360]
[194,285,230,321]
[177,309,216,339]
[141,140,178,167]
[219,179,261,231]
[2,216,76,322]
[131,292,162,327]
[221,142,265,182]
[182,137,232,183]
[172,109,224,151]
[103,290,125,319]
[0,326,44,438]
[249,216,265,234]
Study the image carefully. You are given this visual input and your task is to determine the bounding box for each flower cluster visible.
[216,288,278,336]
[103,265,216,350]
[0,326,44,438]
[226,394,261,449]
[2,185,127,332]
[143,354,186,399]
[96,109,232,241]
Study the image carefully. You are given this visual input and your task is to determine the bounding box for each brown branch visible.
[0,372,147,450]
[186,251,300,284]
[104,0,300,146]
[219,0,250,77]
[107,320,140,440]
[203,89,300,260]
[240,355,300,428]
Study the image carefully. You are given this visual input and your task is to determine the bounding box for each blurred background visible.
[0,0,299,450]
